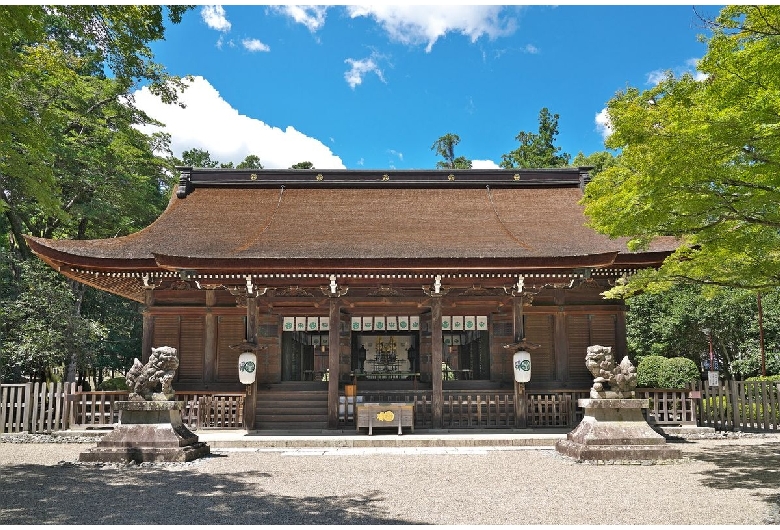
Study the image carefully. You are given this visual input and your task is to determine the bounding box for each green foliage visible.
[582,6,780,293]
[626,284,780,378]
[0,249,107,383]
[290,161,315,169]
[236,155,264,170]
[431,133,472,169]
[180,148,220,168]
[636,355,666,388]
[657,357,700,389]
[501,108,570,168]
[0,7,188,383]
[2,7,190,257]
[97,377,129,391]
[571,151,618,175]
[702,396,729,417]
[745,375,780,383]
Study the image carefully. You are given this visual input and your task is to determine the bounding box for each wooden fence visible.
[5,381,779,433]
[636,388,697,426]
[694,380,780,432]
[0,383,246,434]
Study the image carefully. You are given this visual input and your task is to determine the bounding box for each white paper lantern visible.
[239,352,257,384]
[513,351,531,383]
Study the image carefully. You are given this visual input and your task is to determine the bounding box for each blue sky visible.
[134,4,721,170]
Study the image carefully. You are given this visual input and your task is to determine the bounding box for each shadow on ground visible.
[687,441,780,523]
[0,455,419,525]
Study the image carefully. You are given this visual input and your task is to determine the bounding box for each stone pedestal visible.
[79,401,210,463]
[555,398,681,462]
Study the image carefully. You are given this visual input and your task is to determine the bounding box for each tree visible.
[175,150,264,170]
[179,148,220,168]
[236,154,264,170]
[625,284,780,379]
[0,7,191,384]
[2,6,191,258]
[571,151,618,175]
[431,133,472,169]
[501,108,570,168]
[582,6,780,294]
[290,161,315,169]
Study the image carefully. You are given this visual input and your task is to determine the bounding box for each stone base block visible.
[555,398,682,462]
[78,401,210,464]
[554,439,682,462]
[78,441,211,463]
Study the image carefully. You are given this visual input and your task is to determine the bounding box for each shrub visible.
[637,355,666,388]
[745,375,780,382]
[97,377,128,391]
[657,357,700,389]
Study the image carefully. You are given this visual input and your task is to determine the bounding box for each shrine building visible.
[27,167,675,431]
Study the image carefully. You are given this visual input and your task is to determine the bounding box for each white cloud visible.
[524,44,539,54]
[242,38,270,53]
[271,5,329,32]
[344,56,386,89]
[201,5,231,32]
[647,58,707,85]
[388,149,403,161]
[595,108,612,141]
[133,76,345,169]
[472,159,500,169]
[346,5,517,53]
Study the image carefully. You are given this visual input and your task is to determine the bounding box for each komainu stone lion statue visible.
[125,346,179,401]
[585,345,637,399]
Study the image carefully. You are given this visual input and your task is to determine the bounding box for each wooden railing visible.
[0,383,245,433]
[354,389,590,429]
[636,388,697,426]
[71,391,246,430]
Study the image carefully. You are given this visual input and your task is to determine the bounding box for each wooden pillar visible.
[141,290,155,363]
[513,296,524,343]
[553,290,568,383]
[431,297,443,429]
[203,289,217,383]
[513,295,527,427]
[615,308,628,360]
[204,311,217,383]
[328,298,341,428]
[246,295,258,344]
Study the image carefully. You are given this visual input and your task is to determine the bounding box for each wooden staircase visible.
[254,382,329,430]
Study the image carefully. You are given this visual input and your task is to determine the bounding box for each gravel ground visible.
[2,432,780,525]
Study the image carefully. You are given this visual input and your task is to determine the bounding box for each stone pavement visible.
[190,427,570,449]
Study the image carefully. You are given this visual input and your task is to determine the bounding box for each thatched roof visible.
[26,167,676,300]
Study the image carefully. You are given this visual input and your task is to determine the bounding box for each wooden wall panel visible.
[591,314,618,350]
[490,313,513,381]
[257,314,281,383]
[178,316,204,382]
[217,316,246,383]
[525,314,555,382]
[566,314,592,384]
[152,315,180,352]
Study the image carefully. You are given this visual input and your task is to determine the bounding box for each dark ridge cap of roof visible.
[174,166,594,197]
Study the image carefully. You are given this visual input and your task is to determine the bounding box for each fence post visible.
[730,380,740,431]
[515,382,526,429]
[22,382,32,433]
